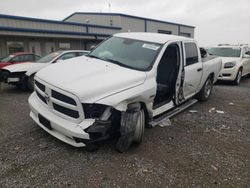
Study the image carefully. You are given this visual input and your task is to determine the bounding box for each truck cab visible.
[28,33,222,152]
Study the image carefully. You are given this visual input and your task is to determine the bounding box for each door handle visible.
[197,68,203,72]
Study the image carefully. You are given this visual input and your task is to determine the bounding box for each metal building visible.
[0,12,195,58]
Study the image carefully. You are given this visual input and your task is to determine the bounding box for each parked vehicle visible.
[0,52,40,69]
[0,50,89,90]
[208,45,250,85]
[28,33,222,152]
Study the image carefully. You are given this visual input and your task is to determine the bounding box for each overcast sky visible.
[0,0,249,47]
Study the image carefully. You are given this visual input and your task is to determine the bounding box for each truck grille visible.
[34,79,83,121]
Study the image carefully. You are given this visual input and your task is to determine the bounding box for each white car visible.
[208,45,250,85]
[0,50,89,90]
[28,32,222,152]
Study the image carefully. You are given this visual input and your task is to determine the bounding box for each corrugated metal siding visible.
[0,31,95,39]
[88,27,118,35]
[120,17,145,32]
[180,26,194,38]
[0,37,6,57]
[0,36,90,56]
[65,14,121,27]
[146,20,179,35]
[0,18,87,33]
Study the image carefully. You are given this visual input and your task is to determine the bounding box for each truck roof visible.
[114,32,191,44]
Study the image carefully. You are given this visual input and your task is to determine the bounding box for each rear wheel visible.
[233,69,242,85]
[197,76,213,101]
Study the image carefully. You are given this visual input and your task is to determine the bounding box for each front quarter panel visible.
[96,71,156,115]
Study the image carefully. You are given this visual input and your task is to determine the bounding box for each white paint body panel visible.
[218,57,250,81]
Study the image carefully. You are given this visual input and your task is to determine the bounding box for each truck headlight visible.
[224,62,236,68]
[82,103,108,119]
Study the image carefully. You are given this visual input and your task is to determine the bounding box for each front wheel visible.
[233,69,242,85]
[116,106,145,153]
[27,74,35,91]
[197,76,213,101]
[133,109,145,144]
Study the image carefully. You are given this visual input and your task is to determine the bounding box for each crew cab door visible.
[183,42,203,98]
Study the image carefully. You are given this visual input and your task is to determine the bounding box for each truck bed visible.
[202,55,218,63]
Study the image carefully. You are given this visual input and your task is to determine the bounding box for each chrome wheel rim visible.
[133,110,145,142]
[237,70,242,84]
[204,79,212,98]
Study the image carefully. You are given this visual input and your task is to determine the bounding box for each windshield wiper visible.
[105,58,125,67]
[86,54,103,60]
[105,58,136,70]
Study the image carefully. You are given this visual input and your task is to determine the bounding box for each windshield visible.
[89,37,162,70]
[208,47,241,57]
[36,52,62,63]
[0,55,14,63]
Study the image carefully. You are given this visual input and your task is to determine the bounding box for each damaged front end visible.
[77,104,121,145]
[79,102,144,153]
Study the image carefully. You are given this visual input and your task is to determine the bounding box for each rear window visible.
[184,43,199,66]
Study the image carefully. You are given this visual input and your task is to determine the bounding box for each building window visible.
[7,42,24,54]
[59,43,71,50]
[180,32,191,38]
[158,30,172,34]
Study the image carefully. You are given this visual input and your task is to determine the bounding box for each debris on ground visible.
[208,108,225,114]
[189,110,198,113]
[211,164,218,171]
[216,110,225,114]
[229,102,234,106]
[158,118,172,127]
[209,107,216,113]
[220,125,230,130]
[14,146,21,150]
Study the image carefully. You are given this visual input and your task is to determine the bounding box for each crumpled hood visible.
[2,62,48,74]
[36,56,147,103]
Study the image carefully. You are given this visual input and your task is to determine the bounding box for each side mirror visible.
[90,45,96,51]
[200,48,207,58]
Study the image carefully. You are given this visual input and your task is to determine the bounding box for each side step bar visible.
[149,99,198,127]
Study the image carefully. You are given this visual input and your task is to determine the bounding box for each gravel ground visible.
[0,78,250,188]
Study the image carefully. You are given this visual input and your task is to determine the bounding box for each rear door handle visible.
[197,68,203,72]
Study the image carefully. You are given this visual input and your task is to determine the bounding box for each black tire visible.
[85,144,99,152]
[27,74,35,91]
[197,76,213,101]
[115,105,145,153]
[233,69,242,85]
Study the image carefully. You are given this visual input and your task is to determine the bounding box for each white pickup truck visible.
[29,33,222,152]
